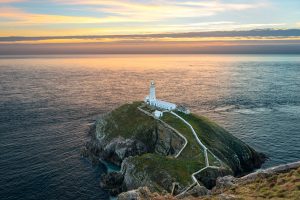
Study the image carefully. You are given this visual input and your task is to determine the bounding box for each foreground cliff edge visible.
[118,161,300,200]
[81,102,266,197]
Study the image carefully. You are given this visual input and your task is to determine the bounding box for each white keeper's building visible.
[145,81,177,111]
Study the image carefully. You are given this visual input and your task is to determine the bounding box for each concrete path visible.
[138,106,188,158]
[170,111,210,167]
[138,105,223,196]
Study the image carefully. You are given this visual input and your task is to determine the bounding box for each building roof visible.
[155,99,176,107]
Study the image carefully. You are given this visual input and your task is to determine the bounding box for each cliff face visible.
[81,102,266,196]
[86,103,185,166]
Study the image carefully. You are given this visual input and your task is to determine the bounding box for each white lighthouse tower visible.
[144,81,177,111]
[149,81,156,103]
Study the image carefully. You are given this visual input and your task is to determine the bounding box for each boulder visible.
[176,184,209,199]
[101,137,148,166]
[195,167,232,189]
[213,175,236,193]
[100,172,125,196]
[118,187,153,200]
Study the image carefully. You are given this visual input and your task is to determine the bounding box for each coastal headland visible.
[81,102,267,198]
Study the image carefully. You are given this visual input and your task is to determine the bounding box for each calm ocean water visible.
[0,54,299,200]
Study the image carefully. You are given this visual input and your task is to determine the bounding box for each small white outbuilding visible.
[153,110,163,118]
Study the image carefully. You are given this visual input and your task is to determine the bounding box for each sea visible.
[0,54,299,200]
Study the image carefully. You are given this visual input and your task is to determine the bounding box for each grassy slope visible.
[102,102,205,184]
[201,167,300,200]
[104,102,157,140]
[161,112,220,166]
[100,102,259,187]
[143,167,300,200]
[132,154,201,186]
[173,111,259,173]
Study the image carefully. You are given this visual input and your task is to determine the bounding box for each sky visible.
[1,0,300,54]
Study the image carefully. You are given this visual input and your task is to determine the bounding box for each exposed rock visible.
[153,123,185,156]
[214,175,235,192]
[238,160,300,185]
[176,184,209,199]
[85,114,185,167]
[195,167,232,189]
[211,161,300,196]
[117,187,176,200]
[117,187,153,200]
[218,194,238,200]
[100,137,148,166]
[121,157,158,191]
[100,172,125,196]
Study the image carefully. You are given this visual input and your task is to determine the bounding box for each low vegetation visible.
[201,167,300,200]
[131,153,201,186]
[95,102,265,191]
[103,101,156,140]
[173,111,264,174]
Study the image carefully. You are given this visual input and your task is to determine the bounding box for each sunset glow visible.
[1,0,300,54]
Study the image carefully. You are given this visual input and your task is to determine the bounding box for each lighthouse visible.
[149,81,156,103]
[144,81,177,111]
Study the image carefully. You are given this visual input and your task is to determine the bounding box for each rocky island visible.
[81,101,266,198]
[80,81,270,199]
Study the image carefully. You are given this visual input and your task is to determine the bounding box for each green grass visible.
[131,153,201,186]
[98,103,208,186]
[161,113,205,161]
[198,167,300,200]
[172,111,254,171]
[97,102,263,189]
[161,112,221,167]
[225,167,300,199]
[140,104,156,113]
[103,101,157,140]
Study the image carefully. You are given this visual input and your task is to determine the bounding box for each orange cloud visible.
[0,6,155,26]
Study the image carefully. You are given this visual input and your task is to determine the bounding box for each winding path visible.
[138,105,222,196]
[138,106,188,158]
[169,111,210,167]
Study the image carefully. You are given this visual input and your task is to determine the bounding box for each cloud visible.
[0,6,154,25]
[1,29,300,42]
[1,40,300,55]
[53,0,265,20]
[177,1,262,11]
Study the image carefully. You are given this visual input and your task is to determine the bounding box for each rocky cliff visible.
[81,102,266,197]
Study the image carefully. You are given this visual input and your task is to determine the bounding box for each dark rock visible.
[118,187,154,200]
[100,137,148,166]
[100,172,125,196]
[195,167,232,189]
[176,184,209,199]
[218,194,238,200]
[213,175,235,193]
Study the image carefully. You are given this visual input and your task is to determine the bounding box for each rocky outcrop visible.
[100,172,125,196]
[120,156,185,193]
[117,187,175,200]
[121,157,154,191]
[195,167,232,189]
[82,114,186,167]
[213,161,300,193]
[81,110,186,196]
[176,184,209,199]
[100,137,148,166]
